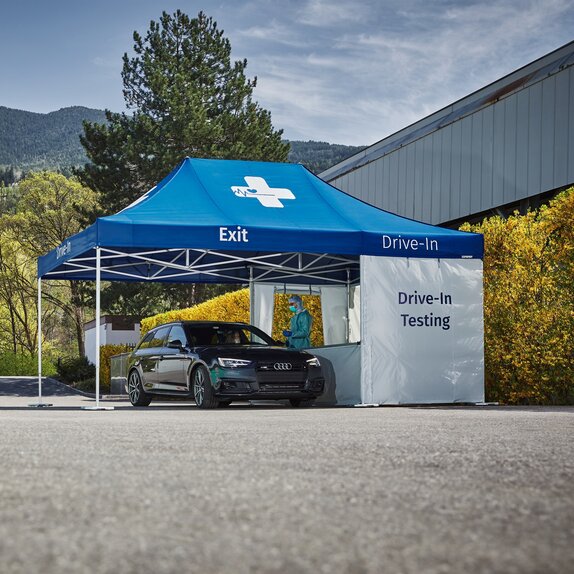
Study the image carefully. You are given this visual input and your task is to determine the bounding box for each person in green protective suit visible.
[282,295,313,349]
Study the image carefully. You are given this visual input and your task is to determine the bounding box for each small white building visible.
[84,316,141,365]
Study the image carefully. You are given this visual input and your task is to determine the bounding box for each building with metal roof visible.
[320,41,574,227]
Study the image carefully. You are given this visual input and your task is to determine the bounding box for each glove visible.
[282,330,292,337]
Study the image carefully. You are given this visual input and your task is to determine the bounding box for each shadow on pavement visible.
[0,377,86,397]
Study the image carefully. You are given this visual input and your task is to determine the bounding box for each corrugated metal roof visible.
[321,40,574,181]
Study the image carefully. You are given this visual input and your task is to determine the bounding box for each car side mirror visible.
[167,339,183,349]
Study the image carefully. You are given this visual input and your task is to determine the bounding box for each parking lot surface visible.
[0,383,573,574]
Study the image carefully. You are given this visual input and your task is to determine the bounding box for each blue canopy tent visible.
[35,158,484,408]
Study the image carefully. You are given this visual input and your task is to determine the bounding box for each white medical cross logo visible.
[231,176,295,208]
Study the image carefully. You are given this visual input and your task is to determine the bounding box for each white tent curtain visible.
[349,286,361,344]
[320,286,363,345]
[319,286,347,345]
[251,283,275,336]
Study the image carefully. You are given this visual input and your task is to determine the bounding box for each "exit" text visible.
[219,226,249,243]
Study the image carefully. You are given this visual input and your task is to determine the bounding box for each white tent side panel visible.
[252,283,275,336]
[360,256,484,404]
[320,286,348,345]
[349,286,361,344]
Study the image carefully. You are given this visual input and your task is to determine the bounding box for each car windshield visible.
[184,324,275,347]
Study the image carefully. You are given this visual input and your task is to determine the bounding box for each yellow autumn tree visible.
[461,187,574,404]
[1,172,100,358]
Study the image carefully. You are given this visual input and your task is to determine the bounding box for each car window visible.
[136,331,155,350]
[185,327,215,346]
[145,326,170,349]
[167,325,187,346]
[242,325,275,345]
[184,324,275,346]
[221,328,245,345]
[243,329,269,345]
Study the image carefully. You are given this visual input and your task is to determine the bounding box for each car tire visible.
[127,370,152,407]
[289,399,314,408]
[192,365,219,409]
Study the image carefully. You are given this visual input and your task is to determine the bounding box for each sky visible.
[2,0,574,146]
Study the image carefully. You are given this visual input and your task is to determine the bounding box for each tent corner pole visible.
[249,266,254,325]
[83,246,114,411]
[346,269,351,344]
[29,276,52,407]
[95,246,101,408]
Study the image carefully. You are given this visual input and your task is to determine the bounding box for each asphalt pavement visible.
[0,378,573,574]
[0,376,87,397]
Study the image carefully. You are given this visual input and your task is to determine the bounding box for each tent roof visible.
[38,158,483,285]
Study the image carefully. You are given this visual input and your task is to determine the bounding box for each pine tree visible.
[78,10,289,214]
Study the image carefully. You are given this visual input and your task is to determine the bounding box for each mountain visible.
[0,106,107,172]
[288,140,365,174]
[0,105,364,176]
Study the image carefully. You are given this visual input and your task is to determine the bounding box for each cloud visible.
[296,0,372,26]
[237,20,309,48]
[92,56,117,68]
[244,0,574,145]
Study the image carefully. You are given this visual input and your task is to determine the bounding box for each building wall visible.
[322,43,574,226]
[84,322,141,365]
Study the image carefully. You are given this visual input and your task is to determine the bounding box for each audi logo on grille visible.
[273,362,293,371]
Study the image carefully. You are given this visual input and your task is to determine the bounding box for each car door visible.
[155,324,189,392]
[137,325,171,390]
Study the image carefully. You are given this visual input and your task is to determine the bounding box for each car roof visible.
[151,320,249,330]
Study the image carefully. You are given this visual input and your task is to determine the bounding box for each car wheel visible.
[128,370,152,407]
[289,399,314,408]
[192,365,219,409]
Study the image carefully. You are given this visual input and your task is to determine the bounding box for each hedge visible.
[141,288,324,347]
[0,352,56,376]
[461,186,574,404]
[99,344,134,393]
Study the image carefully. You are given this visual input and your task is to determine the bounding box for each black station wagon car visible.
[126,321,325,409]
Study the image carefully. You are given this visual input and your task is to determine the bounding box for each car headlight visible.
[217,358,253,368]
[306,357,321,368]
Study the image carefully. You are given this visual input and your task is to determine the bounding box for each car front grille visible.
[256,361,306,373]
[256,371,307,383]
[256,361,307,388]
[258,382,307,392]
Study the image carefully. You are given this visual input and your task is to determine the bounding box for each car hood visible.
[193,345,315,362]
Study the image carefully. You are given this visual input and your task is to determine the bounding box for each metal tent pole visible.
[29,277,52,407]
[346,269,351,343]
[95,247,101,408]
[83,247,114,411]
[249,266,254,325]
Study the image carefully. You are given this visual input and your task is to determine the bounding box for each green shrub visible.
[0,352,56,376]
[73,377,96,393]
[56,355,95,384]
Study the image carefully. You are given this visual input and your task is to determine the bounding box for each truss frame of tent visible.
[41,247,360,286]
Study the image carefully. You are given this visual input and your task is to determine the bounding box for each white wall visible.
[84,323,141,365]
